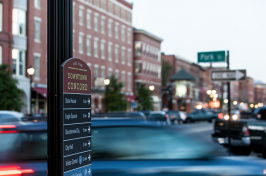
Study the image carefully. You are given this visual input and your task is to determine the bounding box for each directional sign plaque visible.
[198,51,226,63]
[61,58,91,176]
[211,70,246,81]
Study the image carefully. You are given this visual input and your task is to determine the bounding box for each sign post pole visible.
[227,50,232,154]
[47,0,73,175]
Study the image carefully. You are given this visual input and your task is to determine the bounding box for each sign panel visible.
[211,70,246,81]
[61,58,91,176]
[198,51,226,63]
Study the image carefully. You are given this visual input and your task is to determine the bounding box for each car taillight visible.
[0,166,34,176]
[165,114,169,118]
[0,125,18,134]
[242,126,250,136]
[218,113,223,119]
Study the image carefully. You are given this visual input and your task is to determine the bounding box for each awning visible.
[125,95,135,102]
[170,67,195,81]
[32,87,47,98]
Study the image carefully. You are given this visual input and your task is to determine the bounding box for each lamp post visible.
[27,66,35,116]
[104,78,110,113]
[149,85,155,91]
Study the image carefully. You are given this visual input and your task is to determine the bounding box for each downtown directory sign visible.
[61,58,92,176]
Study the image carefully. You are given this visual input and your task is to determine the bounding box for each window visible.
[34,20,41,42]
[115,5,119,17]
[101,40,105,59]
[115,45,119,63]
[127,28,131,44]
[127,73,131,91]
[115,70,119,79]
[108,1,113,13]
[108,42,112,61]
[12,9,26,36]
[127,49,131,66]
[94,38,99,58]
[94,65,99,79]
[94,0,99,7]
[0,3,2,31]
[0,45,2,64]
[121,47,125,65]
[12,49,25,76]
[87,10,91,29]
[34,54,40,80]
[94,13,99,32]
[101,66,105,77]
[108,68,112,77]
[101,0,106,10]
[101,16,105,34]
[86,36,91,56]
[79,6,84,26]
[34,0,41,9]
[79,33,84,54]
[121,26,125,42]
[115,23,119,39]
[135,42,142,56]
[73,2,75,23]
[135,62,142,74]
[108,20,112,37]
[122,72,125,89]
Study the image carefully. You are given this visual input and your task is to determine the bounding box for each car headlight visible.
[224,115,229,120]
[232,114,238,120]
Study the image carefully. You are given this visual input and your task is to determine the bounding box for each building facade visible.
[133,29,162,111]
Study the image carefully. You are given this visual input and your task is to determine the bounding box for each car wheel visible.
[231,147,251,156]
[208,118,215,123]
[173,119,179,125]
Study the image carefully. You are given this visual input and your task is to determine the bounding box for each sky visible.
[128,0,266,83]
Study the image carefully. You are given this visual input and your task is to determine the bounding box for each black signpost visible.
[61,58,91,176]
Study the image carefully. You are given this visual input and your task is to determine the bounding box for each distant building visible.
[254,83,266,104]
[133,28,163,110]
[239,77,254,103]
[161,54,206,113]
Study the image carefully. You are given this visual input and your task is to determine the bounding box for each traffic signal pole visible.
[227,50,232,155]
[47,0,73,175]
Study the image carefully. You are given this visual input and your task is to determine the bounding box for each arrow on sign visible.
[211,70,246,81]
[235,70,245,80]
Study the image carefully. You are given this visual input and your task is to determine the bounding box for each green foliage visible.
[135,83,153,110]
[161,60,173,87]
[0,64,24,111]
[103,75,127,112]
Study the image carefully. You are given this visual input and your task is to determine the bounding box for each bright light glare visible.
[232,115,238,120]
[211,90,216,94]
[224,115,229,120]
[207,90,211,95]
[104,79,110,85]
[233,101,237,105]
[196,105,202,109]
[224,99,228,104]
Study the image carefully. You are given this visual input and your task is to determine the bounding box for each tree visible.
[103,75,127,112]
[135,83,153,110]
[161,60,173,87]
[0,64,24,111]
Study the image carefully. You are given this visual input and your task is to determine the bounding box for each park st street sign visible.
[198,51,226,63]
[211,70,246,81]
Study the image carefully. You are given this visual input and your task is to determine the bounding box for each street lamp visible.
[104,78,110,113]
[27,66,35,115]
[149,85,155,91]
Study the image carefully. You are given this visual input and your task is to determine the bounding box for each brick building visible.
[254,83,266,104]
[3,0,134,114]
[133,28,162,110]
[239,77,254,103]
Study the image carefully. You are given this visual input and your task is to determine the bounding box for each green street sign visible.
[198,51,226,63]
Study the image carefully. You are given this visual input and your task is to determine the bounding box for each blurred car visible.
[167,110,187,124]
[146,111,171,125]
[0,121,47,175]
[92,111,146,120]
[0,111,24,123]
[1,119,266,175]
[92,118,266,175]
[186,109,222,123]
